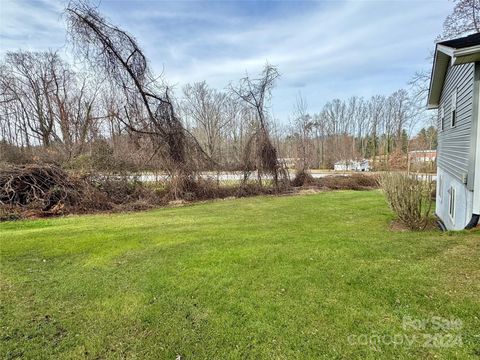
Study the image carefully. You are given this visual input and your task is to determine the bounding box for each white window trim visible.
[448,186,456,222]
[451,89,457,128]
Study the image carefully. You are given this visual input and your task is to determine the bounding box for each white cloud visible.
[0,0,453,121]
[0,0,66,53]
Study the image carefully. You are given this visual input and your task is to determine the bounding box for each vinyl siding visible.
[437,62,475,183]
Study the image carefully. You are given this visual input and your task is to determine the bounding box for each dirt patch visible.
[389,219,412,232]
[296,188,325,195]
[389,218,438,232]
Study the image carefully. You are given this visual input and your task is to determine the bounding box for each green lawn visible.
[1,191,479,359]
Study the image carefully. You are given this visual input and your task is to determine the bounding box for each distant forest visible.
[1,0,477,175]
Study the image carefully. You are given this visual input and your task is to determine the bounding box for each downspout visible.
[465,63,480,229]
[465,129,480,228]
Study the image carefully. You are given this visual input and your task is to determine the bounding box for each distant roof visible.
[427,32,480,109]
[438,33,480,49]
[409,150,437,154]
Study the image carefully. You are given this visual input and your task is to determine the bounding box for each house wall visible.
[436,167,473,230]
[437,62,475,184]
[436,62,479,230]
[467,62,480,192]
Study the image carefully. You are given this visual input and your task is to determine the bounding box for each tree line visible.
[0,49,434,169]
[5,0,476,183]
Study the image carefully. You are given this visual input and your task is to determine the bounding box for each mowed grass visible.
[0,191,479,359]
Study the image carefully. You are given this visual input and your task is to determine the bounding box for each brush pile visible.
[0,164,111,217]
[315,174,379,190]
[291,172,379,190]
[0,164,278,220]
[0,164,380,221]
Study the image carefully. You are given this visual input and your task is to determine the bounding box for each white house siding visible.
[436,167,474,230]
[437,62,475,183]
[436,62,477,230]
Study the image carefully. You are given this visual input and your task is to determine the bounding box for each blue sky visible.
[0,0,452,123]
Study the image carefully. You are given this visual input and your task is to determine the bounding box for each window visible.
[451,89,457,127]
[440,106,444,131]
[448,186,456,220]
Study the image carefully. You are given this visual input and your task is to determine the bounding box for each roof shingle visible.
[438,32,480,49]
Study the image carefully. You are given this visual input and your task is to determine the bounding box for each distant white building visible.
[334,161,354,171]
[409,150,436,163]
[334,160,370,172]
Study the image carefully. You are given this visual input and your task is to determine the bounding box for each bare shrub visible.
[0,141,30,164]
[290,173,378,190]
[379,172,434,230]
[291,170,315,187]
[0,205,23,221]
[91,177,159,205]
[315,174,379,190]
[235,182,276,197]
[163,177,275,202]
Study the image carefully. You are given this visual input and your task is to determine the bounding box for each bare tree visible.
[291,93,313,171]
[0,52,59,147]
[440,0,480,40]
[182,81,228,165]
[229,64,288,189]
[66,1,196,198]
[222,96,250,168]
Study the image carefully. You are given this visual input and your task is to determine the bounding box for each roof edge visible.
[428,34,480,109]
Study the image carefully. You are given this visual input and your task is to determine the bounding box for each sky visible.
[0,0,452,123]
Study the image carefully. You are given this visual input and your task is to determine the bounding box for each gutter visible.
[453,45,480,61]
[456,45,480,56]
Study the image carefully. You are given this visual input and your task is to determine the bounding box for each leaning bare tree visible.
[229,64,288,189]
[65,1,195,199]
